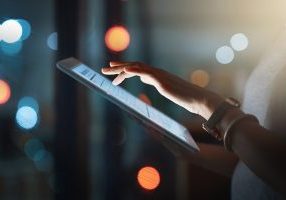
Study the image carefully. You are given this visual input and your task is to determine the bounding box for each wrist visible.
[202,97,241,140]
[199,92,224,120]
[201,95,260,151]
[216,108,244,135]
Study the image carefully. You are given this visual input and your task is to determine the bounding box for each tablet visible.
[57,57,199,153]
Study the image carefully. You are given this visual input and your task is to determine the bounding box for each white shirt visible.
[231,30,286,200]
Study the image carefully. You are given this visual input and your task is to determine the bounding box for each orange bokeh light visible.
[105,26,130,52]
[137,166,160,190]
[138,93,152,105]
[190,69,210,88]
[0,80,11,105]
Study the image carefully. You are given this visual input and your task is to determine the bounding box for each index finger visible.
[110,61,135,67]
[102,66,126,74]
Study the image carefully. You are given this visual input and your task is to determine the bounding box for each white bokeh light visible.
[16,106,38,129]
[1,19,23,43]
[230,33,249,51]
[0,24,3,41]
[216,46,235,64]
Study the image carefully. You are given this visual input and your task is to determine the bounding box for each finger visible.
[124,66,154,81]
[110,61,135,67]
[123,65,148,75]
[112,72,135,85]
[124,66,161,88]
[101,66,125,75]
[102,64,141,75]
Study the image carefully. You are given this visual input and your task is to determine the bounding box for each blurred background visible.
[0,0,286,199]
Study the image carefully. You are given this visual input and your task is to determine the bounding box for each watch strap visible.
[202,97,240,140]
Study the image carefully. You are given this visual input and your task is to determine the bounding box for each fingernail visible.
[112,79,118,85]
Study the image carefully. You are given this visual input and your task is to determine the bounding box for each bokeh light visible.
[17,19,31,40]
[1,19,23,43]
[34,149,54,171]
[0,24,3,41]
[137,166,160,190]
[216,46,235,64]
[105,26,130,52]
[138,93,152,105]
[47,32,58,50]
[24,138,45,160]
[230,33,249,51]
[0,80,11,105]
[190,69,210,88]
[16,106,38,129]
[0,41,23,55]
[18,96,39,113]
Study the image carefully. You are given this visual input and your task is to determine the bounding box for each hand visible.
[102,61,223,120]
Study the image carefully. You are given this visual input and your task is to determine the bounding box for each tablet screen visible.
[57,58,199,153]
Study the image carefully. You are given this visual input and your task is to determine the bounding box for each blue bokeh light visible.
[47,32,58,50]
[24,138,45,160]
[17,19,31,41]
[16,106,38,129]
[34,149,54,171]
[18,96,39,113]
[0,41,23,55]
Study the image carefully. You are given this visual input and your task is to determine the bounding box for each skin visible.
[102,61,286,196]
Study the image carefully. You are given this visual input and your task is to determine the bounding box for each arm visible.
[220,108,286,195]
[189,143,238,177]
[102,61,286,195]
[139,91,238,177]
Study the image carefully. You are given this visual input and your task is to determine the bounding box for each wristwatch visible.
[202,97,240,140]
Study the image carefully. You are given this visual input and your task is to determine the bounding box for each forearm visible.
[187,143,238,177]
[196,90,286,195]
[231,119,286,195]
